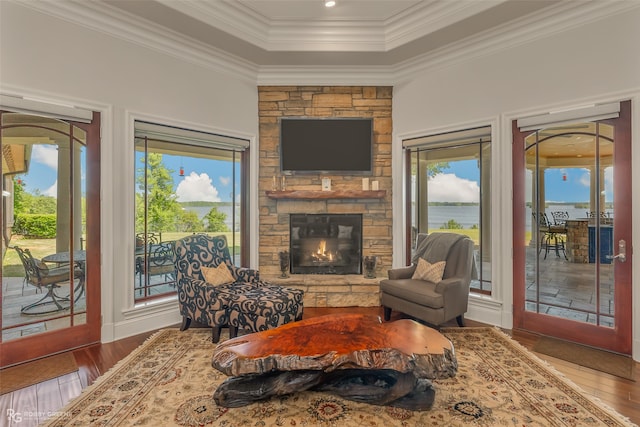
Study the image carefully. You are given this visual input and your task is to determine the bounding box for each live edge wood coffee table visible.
[211,313,457,410]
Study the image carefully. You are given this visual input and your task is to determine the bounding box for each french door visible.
[512,100,632,354]
[0,110,101,367]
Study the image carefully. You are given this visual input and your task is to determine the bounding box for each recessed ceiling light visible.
[325,1,336,7]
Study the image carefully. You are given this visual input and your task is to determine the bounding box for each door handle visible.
[607,239,626,262]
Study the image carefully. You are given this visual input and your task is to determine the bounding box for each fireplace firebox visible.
[289,214,362,275]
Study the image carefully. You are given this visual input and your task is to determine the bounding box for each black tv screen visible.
[280,118,373,174]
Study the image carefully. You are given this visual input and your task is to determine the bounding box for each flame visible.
[311,240,336,262]
[317,240,326,256]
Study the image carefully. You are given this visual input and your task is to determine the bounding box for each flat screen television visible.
[280,118,373,174]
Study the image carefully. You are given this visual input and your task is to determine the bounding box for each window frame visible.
[403,125,493,296]
[130,118,251,305]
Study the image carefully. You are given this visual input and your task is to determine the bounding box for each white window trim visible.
[121,110,257,316]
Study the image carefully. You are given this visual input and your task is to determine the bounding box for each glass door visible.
[512,101,632,354]
[1,111,101,367]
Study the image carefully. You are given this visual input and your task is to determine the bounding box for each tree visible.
[411,161,450,177]
[136,153,181,232]
[177,209,203,232]
[204,207,229,232]
[440,219,463,229]
[12,176,26,214]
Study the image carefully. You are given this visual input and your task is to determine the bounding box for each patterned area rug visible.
[42,327,635,426]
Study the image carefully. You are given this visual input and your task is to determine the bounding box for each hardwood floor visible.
[1,306,638,426]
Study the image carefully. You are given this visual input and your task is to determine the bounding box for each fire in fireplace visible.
[289,214,362,275]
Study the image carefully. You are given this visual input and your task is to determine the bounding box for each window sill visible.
[121,296,178,320]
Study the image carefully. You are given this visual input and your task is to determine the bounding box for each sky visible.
[22,146,238,203]
[20,145,612,205]
[424,159,612,204]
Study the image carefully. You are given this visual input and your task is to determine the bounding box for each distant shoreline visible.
[180,201,233,207]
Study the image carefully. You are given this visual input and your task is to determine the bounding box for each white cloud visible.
[43,180,57,197]
[176,172,221,202]
[578,168,590,187]
[219,176,231,186]
[32,145,59,170]
[427,173,479,202]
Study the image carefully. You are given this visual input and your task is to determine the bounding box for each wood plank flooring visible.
[1,306,638,426]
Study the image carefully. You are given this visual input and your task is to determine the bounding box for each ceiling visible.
[101,0,562,66]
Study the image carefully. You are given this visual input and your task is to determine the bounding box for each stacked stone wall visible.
[258,86,393,307]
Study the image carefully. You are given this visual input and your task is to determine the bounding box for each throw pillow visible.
[412,258,446,283]
[201,263,235,286]
[338,225,353,239]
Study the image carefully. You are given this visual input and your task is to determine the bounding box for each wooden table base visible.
[211,314,457,410]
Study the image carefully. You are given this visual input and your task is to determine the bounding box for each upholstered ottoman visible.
[224,283,304,337]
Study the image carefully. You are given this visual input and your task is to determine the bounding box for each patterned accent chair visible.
[226,282,304,338]
[173,234,304,342]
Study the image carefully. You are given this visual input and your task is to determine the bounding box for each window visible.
[405,126,492,294]
[134,121,249,303]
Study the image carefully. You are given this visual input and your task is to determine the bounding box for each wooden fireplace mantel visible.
[266,190,386,200]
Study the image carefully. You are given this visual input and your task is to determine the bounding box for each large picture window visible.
[405,126,492,295]
[134,121,249,303]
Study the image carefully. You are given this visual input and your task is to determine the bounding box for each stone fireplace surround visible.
[258,86,393,307]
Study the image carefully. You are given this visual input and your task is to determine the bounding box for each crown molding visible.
[256,66,395,87]
[392,0,640,83]
[11,0,640,87]
[14,0,259,84]
[154,0,506,52]
[156,0,387,51]
[156,0,272,50]
[383,0,505,50]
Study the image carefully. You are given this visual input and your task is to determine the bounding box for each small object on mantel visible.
[211,313,456,410]
[321,178,331,191]
[362,177,369,190]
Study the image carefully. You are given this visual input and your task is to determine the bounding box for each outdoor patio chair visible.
[14,246,84,315]
[534,212,567,259]
[135,241,176,292]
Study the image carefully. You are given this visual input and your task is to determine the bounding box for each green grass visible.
[2,232,242,277]
[429,229,533,247]
[2,235,57,276]
[429,228,479,245]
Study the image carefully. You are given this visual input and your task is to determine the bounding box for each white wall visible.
[0,2,259,341]
[393,8,640,360]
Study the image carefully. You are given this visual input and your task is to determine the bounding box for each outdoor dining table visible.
[42,250,87,302]
[42,250,86,265]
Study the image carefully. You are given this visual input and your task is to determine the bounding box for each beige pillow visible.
[412,258,446,283]
[201,263,235,286]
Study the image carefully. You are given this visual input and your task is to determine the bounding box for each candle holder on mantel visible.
[363,256,377,279]
[279,250,290,278]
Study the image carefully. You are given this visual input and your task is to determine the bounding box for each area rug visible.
[533,336,635,380]
[0,352,78,395]
[42,327,636,426]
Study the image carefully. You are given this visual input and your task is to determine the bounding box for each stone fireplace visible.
[258,86,393,307]
[290,214,362,275]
